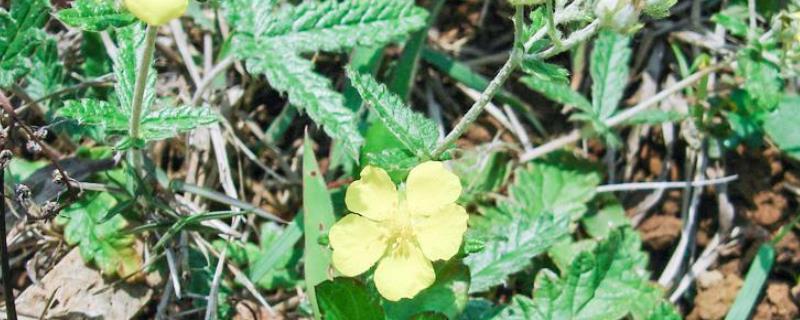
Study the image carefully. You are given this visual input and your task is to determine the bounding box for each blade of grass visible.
[725,212,800,319]
[724,244,775,320]
[388,0,445,100]
[421,47,546,135]
[302,134,336,319]
[249,213,304,283]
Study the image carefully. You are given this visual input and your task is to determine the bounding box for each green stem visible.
[129,25,159,175]
[430,7,525,158]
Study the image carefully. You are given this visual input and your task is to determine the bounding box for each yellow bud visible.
[124,0,188,26]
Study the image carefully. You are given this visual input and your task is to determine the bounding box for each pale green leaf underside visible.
[764,95,800,160]
[346,69,439,158]
[56,0,136,32]
[251,0,428,54]
[591,30,631,120]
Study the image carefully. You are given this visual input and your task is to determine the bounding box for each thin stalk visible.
[129,26,159,174]
[0,165,15,320]
[431,6,525,158]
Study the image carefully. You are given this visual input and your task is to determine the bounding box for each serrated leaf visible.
[347,69,439,158]
[363,148,418,183]
[0,0,50,87]
[620,109,685,125]
[244,48,363,159]
[464,153,601,293]
[642,0,677,18]
[591,30,631,120]
[59,99,129,134]
[384,260,470,320]
[737,49,782,111]
[56,0,136,32]
[522,229,665,320]
[519,76,591,114]
[25,37,64,113]
[317,278,385,320]
[247,0,428,54]
[55,191,142,278]
[520,58,569,83]
[465,208,568,294]
[764,95,800,160]
[140,106,219,141]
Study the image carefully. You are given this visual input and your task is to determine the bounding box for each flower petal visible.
[413,203,469,261]
[124,0,188,26]
[406,161,462,215]
[345,166,397,221]
[329,214,388,276]
[374,242,435,301]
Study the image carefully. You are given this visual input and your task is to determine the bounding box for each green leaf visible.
[250,214,304,285]
[737,49,782,111]
[384,260,470,320]
[591,30,631,120]
[581,194,630,239]
[187,249,234,319]
[512,153,602,220]
[55,191,142,278]
[411,313,449,320]
[140,106,219,141]
[214,222,302,290]
[711,5,749,37]
[245,0,428,54]
[642,0,677,18]
[621,109,685,125]
[450,144,512,204]
[363,148,418,183]
[244,48,363,160]
[521,229,665,320]
[460,299,502,320]
[56,0,136,32]
[59,99,129,134]
[317,278,384,320]
[303,136,336,319]
[764,95,800,160]
[646,302,682,320]
[464,153,601,293]
[346,69,439,158]
[520,58,569,84]
[0,0,50,87]
[24,37,64,113]
[519,76,592,113]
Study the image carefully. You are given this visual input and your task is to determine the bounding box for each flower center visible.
[385,200,418,256]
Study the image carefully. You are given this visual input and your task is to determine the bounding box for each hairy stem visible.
[129,26,159,174]
[430,7,524,158]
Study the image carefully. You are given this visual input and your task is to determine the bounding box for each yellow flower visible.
[124,0,188,26]
[329,161,468,301]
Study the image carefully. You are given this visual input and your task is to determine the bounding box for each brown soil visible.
[753,282,799,320]
[687,271,743,320]
[639,215,682,250]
